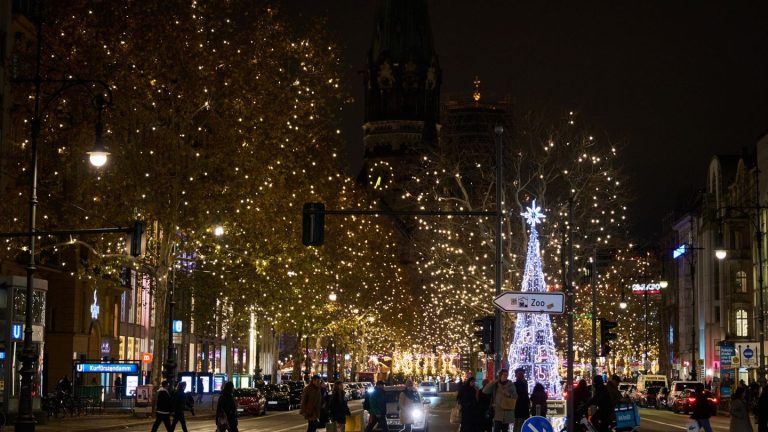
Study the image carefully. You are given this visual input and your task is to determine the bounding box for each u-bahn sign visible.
[493,291,565,314]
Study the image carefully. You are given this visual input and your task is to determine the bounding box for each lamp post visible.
[17,3,112,430]
[162,245,178,389]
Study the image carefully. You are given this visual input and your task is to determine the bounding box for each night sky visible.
[283,1,768,239]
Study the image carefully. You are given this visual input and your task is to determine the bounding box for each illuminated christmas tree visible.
[508,201,563,398]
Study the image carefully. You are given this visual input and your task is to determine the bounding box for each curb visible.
[39,414,216,432]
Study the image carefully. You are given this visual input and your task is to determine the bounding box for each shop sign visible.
[630,283,662,295]
[101,340,110,356]
[141,352,153,364]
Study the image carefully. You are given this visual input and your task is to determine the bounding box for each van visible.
[667,380,704,405]
[636,374,668,392]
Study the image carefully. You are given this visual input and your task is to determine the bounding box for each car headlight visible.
[367,388,374,393]
[411,408,424,419]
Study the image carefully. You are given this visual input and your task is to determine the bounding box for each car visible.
[362,385,431,431]
[233,387,267,416]
[667,381,704,407]
[618,383,636,399]
[656,387,671,409]
[284,381,304,409]
[418,381,438,396]
[636,385,662,408]
[671,389,718,415]
[352,383,366,399]
[342,383,355,401]
[264,384,292,410]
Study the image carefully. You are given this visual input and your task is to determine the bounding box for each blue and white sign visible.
[744,347,754,359]
[11,323,22,340]
[75,363,139,374]
[673,244,688,259]
[521,416,554,432]
[172,320,183,333]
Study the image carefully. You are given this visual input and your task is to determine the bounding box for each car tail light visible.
[688,397,696,403]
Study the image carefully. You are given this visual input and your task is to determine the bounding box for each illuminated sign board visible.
[631,283,662,295]
[673,244,687,259]
[90,289,100,320]
[11,323,22,340]
[172,320,183,333]
[75,363,139,374]
[141,352,153,364]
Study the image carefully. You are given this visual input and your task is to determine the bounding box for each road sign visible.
[493,291,565,314]
[521,416,554,432]
[744,347,754,359]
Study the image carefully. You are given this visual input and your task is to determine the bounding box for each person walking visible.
[530,383,548,417]
[482,369,517,432]
[114,375,123,400]
[300,374,324,432]
[477,378,493,432]
[512,368,530,432]
[757,385,768,432]
[171,381,193,432]
[196,375,205,403]
[329,381,351,432]
[457,376,481,432]
[364,381,390,432]
[690,389,714,432]
[150,381,173,432]
[584,375,613,432]
[215,381,239,432]
[399,379,420,431]
[572,379,591,424]
[730,386,753,432]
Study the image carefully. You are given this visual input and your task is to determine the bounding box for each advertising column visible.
[719,341,735,399]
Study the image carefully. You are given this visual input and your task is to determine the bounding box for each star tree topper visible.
[521,200,545,226]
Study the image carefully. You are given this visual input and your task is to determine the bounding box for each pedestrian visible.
[300,374,324,432]
[171,381,192,432]
[196,375,205,403]
[215,381,238,432]
[457,376,480,432]
[530,383,548,417]
[482,369,517,432]
[572,379,590,424]
[607,374,622,407]
[512,368,530,432]
[364,380,389,432]
[731,386,753,432]
[757,385,768,432]
[56,375,72,401]
[329,380,351,432]
[398,379,420,431]
[750,381,761,411]
[114,375,123,400]
[690,389,714,432]
[150,380,173,432]
[477,378,493,432]
[584,375,613,432]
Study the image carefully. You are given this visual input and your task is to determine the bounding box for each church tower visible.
[360,0,441,196]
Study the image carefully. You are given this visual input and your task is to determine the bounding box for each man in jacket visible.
[151,380,173,432]
[483,369,518,432]
[364,381,389,432]
[512,368,530,432]
[300,375,324,432]
[172,381,193,432]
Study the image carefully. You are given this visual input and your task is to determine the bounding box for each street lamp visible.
[17,3,112,430]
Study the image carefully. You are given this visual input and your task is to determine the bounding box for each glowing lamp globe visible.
[328,292,337,302]
[619,300,627,309]
[715,249,727,260]
[88,149,109,167]
[214,226,225,236]
[659,280,669,289]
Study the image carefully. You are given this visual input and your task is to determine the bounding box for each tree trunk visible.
[149,230,174,387]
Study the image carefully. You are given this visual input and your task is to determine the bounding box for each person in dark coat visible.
[329,381,351,432]
[196,375,205,403]
[151,380,173,432]
[584,375,613,432]
[690,389,714,432]
[572,379,591,425]
[114,376,123,400]
[364,381,389,432]
[757,385,768,432]
[530,383,548,417]
[171,381,192,432]
[477,378,493,432]
[457,376,481,432]
[216,381,239,432]
[512,368,530,432]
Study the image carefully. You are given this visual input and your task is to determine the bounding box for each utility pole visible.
[566,197,575,432]
[494,125,504,374]
[591,248,597,375]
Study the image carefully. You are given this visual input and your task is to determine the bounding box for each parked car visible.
[656,387,671,409]
[362,385,431,431]
[351,383,366,399]
[264,384,292,410]
[233,387,267,416]
[671,389,718,415]
[284,381,304,409]
[636,386,661,408]
[342,383,355,401]
[667,381,704,407]
[418,381,438,396]
[618,383,636,399]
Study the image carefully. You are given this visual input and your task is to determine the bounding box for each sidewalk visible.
[34,395,217,432]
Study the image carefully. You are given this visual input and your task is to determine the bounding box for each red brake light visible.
[687,397,696,403]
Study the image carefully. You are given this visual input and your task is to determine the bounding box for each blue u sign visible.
[173,320,183,333]
[521,416,554,432]
[12,323,23,340]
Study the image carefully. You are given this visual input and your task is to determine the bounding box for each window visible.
[735,271,747,293]
[736,309,749,337]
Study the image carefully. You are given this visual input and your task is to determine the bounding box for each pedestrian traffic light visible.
[600,318,618,357]
[302,203,325,246]
[474,316,495,355]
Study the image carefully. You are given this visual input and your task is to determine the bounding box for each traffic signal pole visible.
[566,197,575,432]
[494,125,504,374]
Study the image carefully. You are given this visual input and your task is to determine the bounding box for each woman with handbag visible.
[482,369,517,432]
[329,381,351,432]
[215,381,238,432]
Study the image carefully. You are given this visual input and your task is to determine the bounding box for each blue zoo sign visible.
[521,416,554,432]
[744,347,754,359]
[11,323,22,340]
[76,363,139,373]
[173,320,183,333]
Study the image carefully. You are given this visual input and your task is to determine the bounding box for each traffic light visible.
[474,316,495,355]
[302,203,325,246]
[128,221,145,257]
[600,318,618,357]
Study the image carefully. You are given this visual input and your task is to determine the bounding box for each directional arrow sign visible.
[493,291,565,314]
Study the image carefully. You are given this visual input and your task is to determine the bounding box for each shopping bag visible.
[325,422,337,432]
[346,414,361,430]
[450,404,462,424]
[686,420,700,432]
